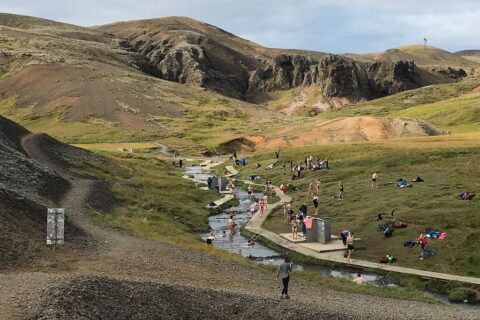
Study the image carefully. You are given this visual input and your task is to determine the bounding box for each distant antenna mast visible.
[424,37,427,53]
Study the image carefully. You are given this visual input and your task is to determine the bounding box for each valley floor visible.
[1,136,480,319]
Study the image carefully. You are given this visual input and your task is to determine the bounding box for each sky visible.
[0,0,479,53]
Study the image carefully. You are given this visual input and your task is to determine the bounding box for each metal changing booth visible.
[305,217,331,244]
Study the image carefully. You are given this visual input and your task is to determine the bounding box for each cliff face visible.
[126,35,252,100]
[99,18,469,105]
[131,39,426,103]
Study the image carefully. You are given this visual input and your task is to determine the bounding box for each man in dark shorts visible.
[347,232,354,263]
[312,196,319,215]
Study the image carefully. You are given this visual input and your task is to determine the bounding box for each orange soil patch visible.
[250,116,446,150]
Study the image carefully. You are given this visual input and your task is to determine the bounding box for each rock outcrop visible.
[129,38,423,103]
[247,54,419,101]
[127,35,251,100]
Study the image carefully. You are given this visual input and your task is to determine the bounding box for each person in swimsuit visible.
[312,195,319,215]
[291,218,298,240]
[307,179,320,200]
[353,273,366,285]
[205,231,216,245]
[286,202,293,223]
[247,185,254,197]
[372,172,379,189]
[228,215,235,235]
[259,196,268,215]
[338,182,344,201]
[346,232,354,263]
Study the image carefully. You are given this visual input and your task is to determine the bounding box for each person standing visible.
[346,232,354,263]
[312,195,319,215]
[277,256,293,299]
[372,172,379,188]
[338,182,345,200]
[418,233,428,260]
[228,215,235,235]
[290,218,298,240]
[299,203,308,216]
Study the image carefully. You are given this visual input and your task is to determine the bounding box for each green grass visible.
[316,77,480,133]
[83,153,219,243]
[237,135,480,277]
[75,150,444,303]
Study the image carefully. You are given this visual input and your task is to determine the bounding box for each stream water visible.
[186,166,480,309]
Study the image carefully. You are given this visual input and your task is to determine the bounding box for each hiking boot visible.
[284,295,290,300]
[420,257,424,260]
[280,294,284,299]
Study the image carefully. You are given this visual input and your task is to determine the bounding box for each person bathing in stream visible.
[353,273,366,285]
[228,215,235,235]
[205,231,216,245]
[259,196,268,215]
[277,255,293,300]
[247,185,254,197]
[250,201,259,216]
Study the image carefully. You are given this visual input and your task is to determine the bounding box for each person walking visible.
[277,256,293,299]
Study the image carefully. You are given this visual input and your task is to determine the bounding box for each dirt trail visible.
[1,135,479,319]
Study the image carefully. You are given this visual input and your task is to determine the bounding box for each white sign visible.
[47,208,65,245]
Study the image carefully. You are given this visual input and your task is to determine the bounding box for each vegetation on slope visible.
[236,134,480,277]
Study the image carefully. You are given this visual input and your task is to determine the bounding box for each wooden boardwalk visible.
[243,180,480,285]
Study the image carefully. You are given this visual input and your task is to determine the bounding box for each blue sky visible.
[1,0,479,53]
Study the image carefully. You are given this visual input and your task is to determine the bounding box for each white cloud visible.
[0,0,479,53]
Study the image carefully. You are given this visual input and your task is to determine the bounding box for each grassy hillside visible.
[0,15,280,153]
[368,44,480,69]
[236,134,480,277]
[319,77,480,133]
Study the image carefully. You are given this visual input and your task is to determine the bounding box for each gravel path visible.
[1,136,478,319]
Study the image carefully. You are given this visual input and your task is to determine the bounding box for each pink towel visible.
[438,232,447,240]
[305,218,313,229]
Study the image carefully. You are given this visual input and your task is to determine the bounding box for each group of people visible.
[172,158,183,168]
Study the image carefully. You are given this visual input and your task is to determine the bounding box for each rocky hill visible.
[97,18,472,104]
[0,13,477,150]
[0,116,107,270]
